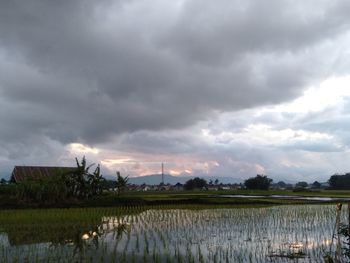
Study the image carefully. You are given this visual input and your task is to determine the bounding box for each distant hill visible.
[128,174,241,185]
[128,174,185,185]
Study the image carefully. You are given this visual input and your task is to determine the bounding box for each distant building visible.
[219,186,231,190]
[142,185,151,191]
[206,185,218,191]
[10,166,76,183]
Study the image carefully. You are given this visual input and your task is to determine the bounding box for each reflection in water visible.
[1,215,132,246]
[0,205,348,262]
[0,213,134,262]
[222,194,350,201]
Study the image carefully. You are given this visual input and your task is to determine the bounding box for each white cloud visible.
[271,75,350,113]
[202,124,334,147]
[68,143,100,155]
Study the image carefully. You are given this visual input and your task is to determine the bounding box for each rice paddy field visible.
[0,204,348,262]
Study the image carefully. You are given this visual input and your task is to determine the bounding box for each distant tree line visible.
[329,173,350,189]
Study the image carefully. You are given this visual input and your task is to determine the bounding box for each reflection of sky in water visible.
[0,233,53,260]
[99,206,347,262]
[222,195,350,201]
[0,234,9,246]
[0,205,348,262]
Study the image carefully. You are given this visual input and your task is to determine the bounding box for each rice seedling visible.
[0,204,349,262]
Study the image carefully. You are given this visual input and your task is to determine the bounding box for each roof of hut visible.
[11,166,76,183]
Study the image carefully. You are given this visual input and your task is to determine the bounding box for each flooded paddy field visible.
[0,205,347,262]
[221,194,350,202]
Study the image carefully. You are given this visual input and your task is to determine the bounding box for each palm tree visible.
[115,171,129,196]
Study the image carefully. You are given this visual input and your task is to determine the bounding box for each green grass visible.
[1,188,350,209]
[123,188,350,198]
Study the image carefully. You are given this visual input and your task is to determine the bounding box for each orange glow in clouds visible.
[97,152,221,177]
[67,143,224,177]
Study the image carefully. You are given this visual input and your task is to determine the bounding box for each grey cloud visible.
[160,0,350,65]
[289,100,350,146]
[1,0,349,146]
[0,135,72,177]
[115,131,198,155]
[1,0,350,180]
[280,140,344,153]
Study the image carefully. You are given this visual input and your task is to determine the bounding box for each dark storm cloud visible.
[160,0,350,64]
[1,0,350,146]
[2,0,350,178]
[117,131,199,155]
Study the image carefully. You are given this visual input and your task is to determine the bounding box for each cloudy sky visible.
[1,0,350,182]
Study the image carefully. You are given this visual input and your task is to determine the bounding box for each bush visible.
[15,176,69,203]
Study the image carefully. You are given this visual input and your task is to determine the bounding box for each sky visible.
[1,0,350,182]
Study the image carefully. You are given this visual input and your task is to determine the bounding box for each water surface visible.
[0,205,347,262]
[222,194,350,201]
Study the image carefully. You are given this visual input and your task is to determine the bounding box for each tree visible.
[115,171,129,196]
[87,164,105,196]
[295,181,308,188]
[184,177,207,190]
[214,179,219,185]
[277,181,286,188]
[101,179,117,190]
[329,173,350,189]
[62,156,106,199]
[244,175,272,190]
[65,157,96,198]
[311,181,321,189]
[0,178,7,185]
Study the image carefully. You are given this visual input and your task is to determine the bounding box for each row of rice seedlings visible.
[132,207,348,262]
[0,204,349,262]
